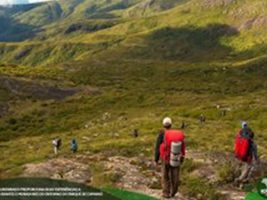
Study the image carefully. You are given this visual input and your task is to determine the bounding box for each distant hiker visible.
[234,122,259,186]
[71,139,78,153]
[52,138,61,155]
[133,129,139,138]
[155,117,186,198]
[199,114,206,124]
[221,110,226,117]
[180,121,186,129]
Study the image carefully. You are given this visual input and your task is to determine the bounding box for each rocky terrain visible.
[21,150,267,199]
[0,0,267,199]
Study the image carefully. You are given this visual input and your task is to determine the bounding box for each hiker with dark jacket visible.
[199,114,206,124]
[133,129,139,138]
[71,139,78,153]
[234,122,259,186]
[155,117,186,198]
[180,121,186,129]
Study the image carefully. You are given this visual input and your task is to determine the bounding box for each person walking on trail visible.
[199,114,206,124]
[155,117,186,198]
[132,129,139,138]
[52,138,61,155]
[71,139,78,153]
[234,122,259,186]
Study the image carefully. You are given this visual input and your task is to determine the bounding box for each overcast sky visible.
[0,0,53,5]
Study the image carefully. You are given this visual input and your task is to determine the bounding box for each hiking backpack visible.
[57,139,62,148]
[160,130,185,165]
[234,130,251,162]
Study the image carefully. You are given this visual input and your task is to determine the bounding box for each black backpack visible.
[57,139,62,148]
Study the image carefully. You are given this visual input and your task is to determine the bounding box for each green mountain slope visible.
[0,0,266,65]
[125,0,189,17]
[0,1,267,199]
[0,0,266,155]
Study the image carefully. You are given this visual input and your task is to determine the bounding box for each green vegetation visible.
[245,193,267,200]
[179,159,224,199]
[104,188,158,200]
[0,0,266,199]
[181,175,223,200]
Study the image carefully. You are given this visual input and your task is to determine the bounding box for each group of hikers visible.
[154,117,260,198]
[50,116,259,199]
[52,138,78,155]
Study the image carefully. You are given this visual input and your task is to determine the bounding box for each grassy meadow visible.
[0,0,267,199]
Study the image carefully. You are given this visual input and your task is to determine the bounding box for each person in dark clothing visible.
[71,139,78,153]
[180,121,186,129]
[199,114,206,124]
[155,117,185,198]
[133,129,139,138]
[155,129,164,163]
[221,110,226,117]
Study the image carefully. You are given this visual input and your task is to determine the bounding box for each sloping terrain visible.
[0,0,266,66]
[0,0,267,199]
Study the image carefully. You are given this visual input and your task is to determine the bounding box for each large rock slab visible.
[22,158,91,184]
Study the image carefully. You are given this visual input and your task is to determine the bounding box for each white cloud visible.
[29,0,53,3]
[0,0,53,5]
[0,0,11,5]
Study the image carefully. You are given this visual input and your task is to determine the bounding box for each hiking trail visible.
[20,150,263,199]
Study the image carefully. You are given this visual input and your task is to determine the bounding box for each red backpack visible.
[234,130,251,162]
[159,130,185,163]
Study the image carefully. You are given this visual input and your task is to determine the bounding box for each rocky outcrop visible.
[202,0,236,8]
[22,158,91,184]
[126,0,186,17]
[239,16,267,30]
[21,152,267,200]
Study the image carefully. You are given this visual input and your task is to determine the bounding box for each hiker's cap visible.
[242,121,248,128]
[163,117,172,126]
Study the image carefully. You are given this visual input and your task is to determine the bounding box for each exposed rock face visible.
[127,0,186,17]
[239,16,267,30]
[22,158,91,184]
[105,156,154,190]
[21,152,266,200]
[203,0,236,8]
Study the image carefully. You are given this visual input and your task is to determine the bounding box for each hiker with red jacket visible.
[155,117,185,198]
[234,121,259,186]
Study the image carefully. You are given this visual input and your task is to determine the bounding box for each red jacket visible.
[159,129,185,163]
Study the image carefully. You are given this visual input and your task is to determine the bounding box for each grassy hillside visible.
[0,0,266,65]
[0,0,267,199]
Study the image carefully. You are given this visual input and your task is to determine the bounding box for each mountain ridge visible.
[0,0,266,66]
[0,2,267,199]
